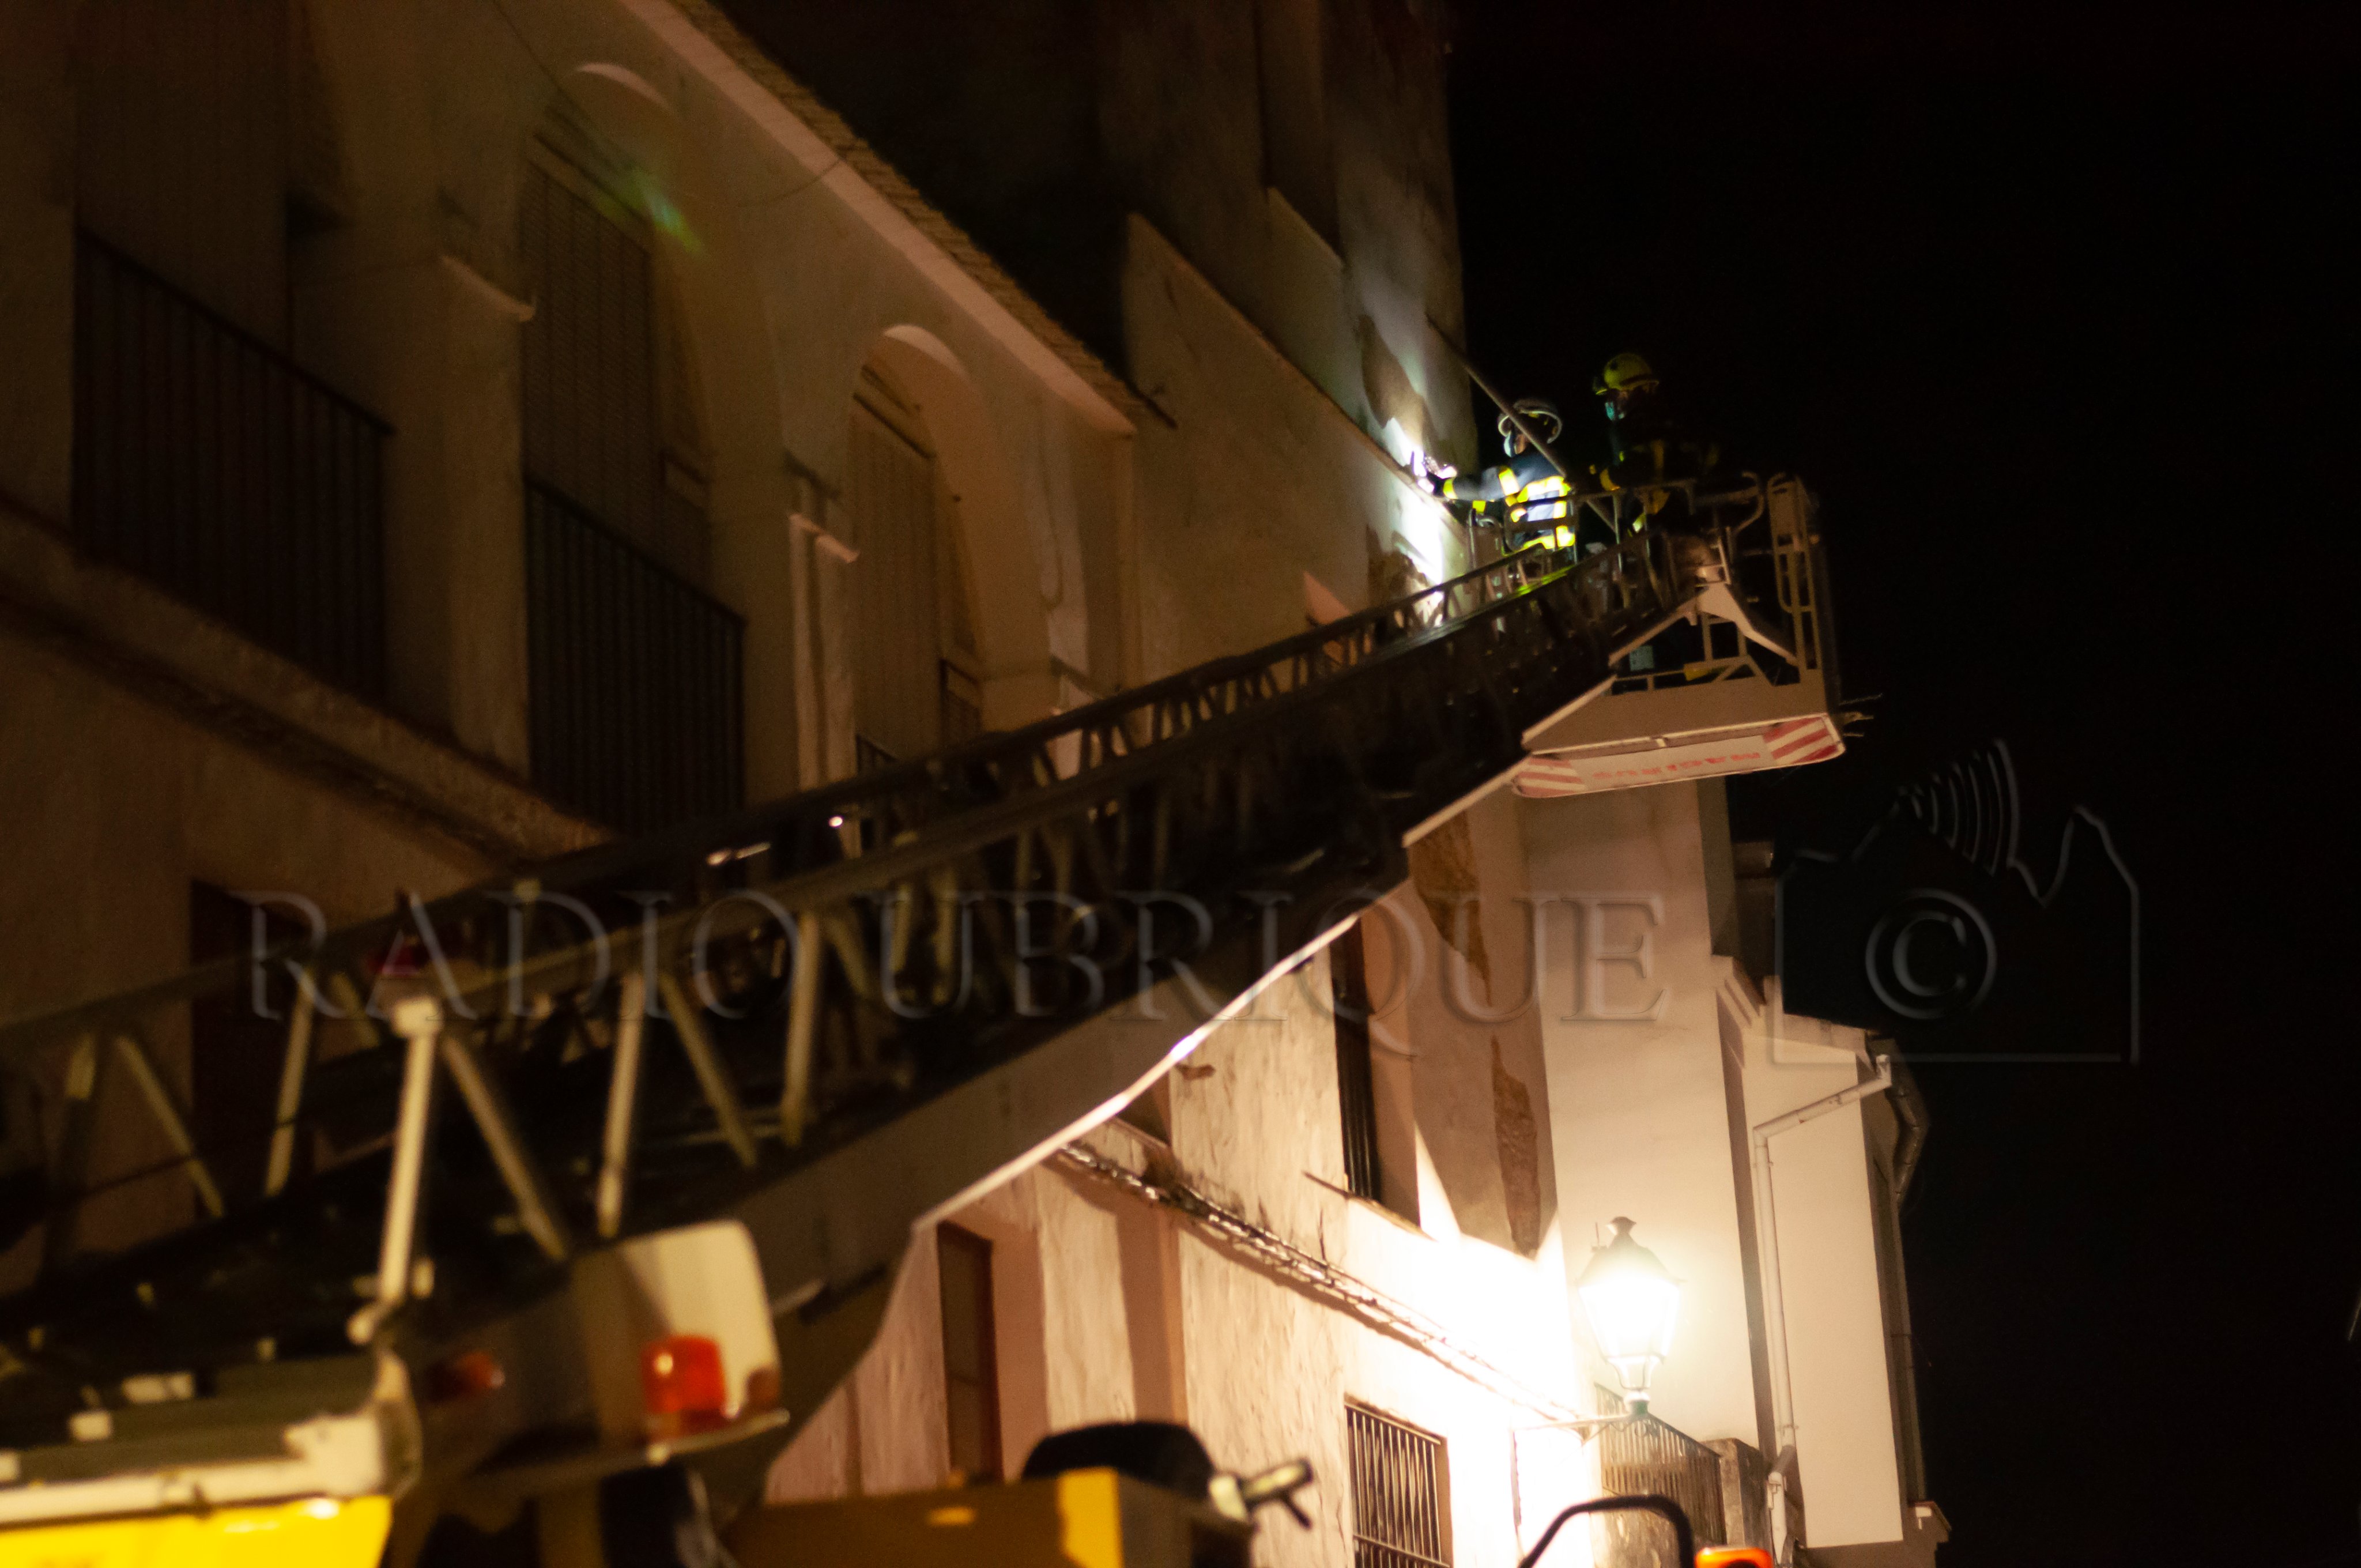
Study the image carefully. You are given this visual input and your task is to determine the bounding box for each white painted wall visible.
[1519,783,1768,1449]
[770,956,1586,1568]
[1518,777,1923,1558]
[1741,1004,1907,1550]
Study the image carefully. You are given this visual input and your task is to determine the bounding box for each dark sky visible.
[1450,3,2358,1563]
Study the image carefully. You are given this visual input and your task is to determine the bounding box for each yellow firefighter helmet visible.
[1597,352,1659,394]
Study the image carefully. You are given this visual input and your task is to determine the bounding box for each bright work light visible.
[1577,1216,1680,1414]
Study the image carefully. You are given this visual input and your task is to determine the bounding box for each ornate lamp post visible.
[1577,1216,1681,1416]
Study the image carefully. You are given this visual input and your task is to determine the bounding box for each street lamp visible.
[1578,1217,1680,1415]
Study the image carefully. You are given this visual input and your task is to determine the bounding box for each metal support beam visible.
[350,997,442,1344]
[658,971,759,1169]
[111,1032,223,1219]
[597,972,647,1239]
[1425,315,1576,481]
[781,914,821,1146]
[41,1034,104,1271]
[263,974,317,1197]
[439,1032,570,1262]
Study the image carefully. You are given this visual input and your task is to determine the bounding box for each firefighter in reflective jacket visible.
[1440,400,1582,540]
[1594,352,1718,495]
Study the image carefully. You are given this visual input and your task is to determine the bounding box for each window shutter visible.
[519,161,662,544]
[847,394,945,763]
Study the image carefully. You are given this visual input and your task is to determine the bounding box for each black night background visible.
[1453,4,2357,1562]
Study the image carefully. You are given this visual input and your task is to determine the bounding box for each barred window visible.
[519,152,711,584]
[1347,1404,1449,1567]
[516,152,738,832]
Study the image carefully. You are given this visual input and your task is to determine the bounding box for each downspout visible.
[1884,1058,1931,1502]
[1890,1060,1928,1201]
[1751,1054,1896,1562]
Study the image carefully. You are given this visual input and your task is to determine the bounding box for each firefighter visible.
[1440,400,1590,546]
[1593,352,1719,499]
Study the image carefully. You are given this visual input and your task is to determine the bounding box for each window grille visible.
[525,482,742,834]
[518,157,736,830]
[1347,1404,1449,1567]
[71,233,387,699]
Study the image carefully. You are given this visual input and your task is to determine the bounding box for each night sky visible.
[1450,3,2357,1562]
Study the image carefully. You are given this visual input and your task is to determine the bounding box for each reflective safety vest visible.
[1442,453,1572,522]
[1508,472,1573,526]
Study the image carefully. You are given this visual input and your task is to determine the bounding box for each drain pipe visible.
[1751,1053,1895,1558]
[1883,1058,1932,1502]
[1889,1061,1928,1201]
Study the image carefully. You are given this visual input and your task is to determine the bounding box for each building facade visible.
[0,2,1937,1564]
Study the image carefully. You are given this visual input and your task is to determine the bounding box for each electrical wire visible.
[1056,1140,1581,1423]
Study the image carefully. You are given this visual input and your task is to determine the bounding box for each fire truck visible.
[0,481,1835,1566]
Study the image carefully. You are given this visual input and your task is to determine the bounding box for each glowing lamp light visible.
[1578,1216,1680,1414]
[640,1333,729,1438]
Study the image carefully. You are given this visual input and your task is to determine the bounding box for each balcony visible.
[525,481,744,835]
[1595,1415,1730,1558]
[1519,477,1843,796]
[1517,1415,1775,1564]
[71,234,389,699]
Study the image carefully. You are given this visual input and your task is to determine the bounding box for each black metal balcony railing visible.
[71,233,389,698]
[525,481,744,835]
[1598,1415,1728,1552]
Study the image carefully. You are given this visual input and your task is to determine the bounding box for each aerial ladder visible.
[0,479,1837,1565]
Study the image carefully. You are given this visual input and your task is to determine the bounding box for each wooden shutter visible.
[937,1224,1003,1482]
[1333,920,1382,1201]
[846,391,944,763]
[74,0,293,344]
[518,159,662,544]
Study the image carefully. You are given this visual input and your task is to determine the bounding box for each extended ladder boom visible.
[0,493,1786,1534]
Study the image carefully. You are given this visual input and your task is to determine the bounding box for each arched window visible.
[844,367,982,768]
[517,149,711,581]
[518,145,740,833]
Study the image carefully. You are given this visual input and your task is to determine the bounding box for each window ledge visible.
[1304,1171,1429,1241]
[0,500,605,869]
